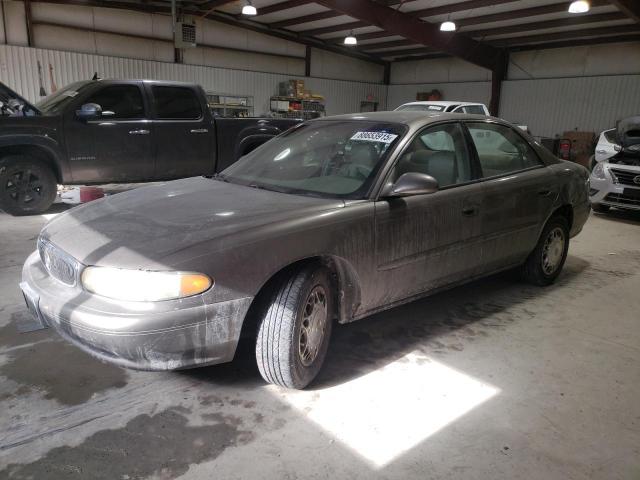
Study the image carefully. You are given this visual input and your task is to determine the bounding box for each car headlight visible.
[81,267,213,302]
[591,162,606,180]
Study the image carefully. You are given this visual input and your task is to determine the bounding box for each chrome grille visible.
[604,193,640,209]
[610,168,640,186]
[37,237,79,286]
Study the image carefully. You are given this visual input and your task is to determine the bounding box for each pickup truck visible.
[0,79,300,215]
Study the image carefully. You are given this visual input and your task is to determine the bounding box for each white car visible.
[589,128,621,170]
[394,101,489,115]
[589,117,640,213]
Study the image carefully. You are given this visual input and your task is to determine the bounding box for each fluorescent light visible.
[568,0,590,13]
[440,20,456,32]
[242,2,257,15]
[344,33,357,46]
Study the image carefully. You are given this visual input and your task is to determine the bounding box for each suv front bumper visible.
[589,163,640,211]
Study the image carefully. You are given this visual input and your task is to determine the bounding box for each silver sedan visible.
[20,112,590,389]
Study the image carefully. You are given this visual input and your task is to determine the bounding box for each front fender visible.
[0,134,69,182]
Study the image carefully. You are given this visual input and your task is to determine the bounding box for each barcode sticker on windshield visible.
[350,131,398,144]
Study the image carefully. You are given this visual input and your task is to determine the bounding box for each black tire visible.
[521,215,570,286]
[0,156,57,216]
[591,203,610,213]
[256,266,334,389]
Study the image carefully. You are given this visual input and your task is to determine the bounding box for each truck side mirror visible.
[382,172,439,198]
[76,103,102,120]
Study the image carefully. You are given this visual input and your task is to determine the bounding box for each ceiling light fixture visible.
[440,20,456,32]
[568,0,590,13]
[242,1,257,15]
[344,32,357,46]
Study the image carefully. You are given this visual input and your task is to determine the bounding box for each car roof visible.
[315,111,495,129]
[399,101,485,107]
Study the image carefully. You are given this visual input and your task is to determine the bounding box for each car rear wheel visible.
[256,266,334,389]
[521,215,569,286]
[0,156,57,216]
[591,203,610,213]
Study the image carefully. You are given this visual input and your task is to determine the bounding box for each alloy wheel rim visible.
[299,285,327,367]
[542,227,565,275]
[5,169,44,205]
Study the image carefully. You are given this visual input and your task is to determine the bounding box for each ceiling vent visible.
[175,20,196,48]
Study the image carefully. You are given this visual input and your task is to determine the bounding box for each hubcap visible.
[542,227,565,275]
[299,286,327,367]
[5,169,45,205]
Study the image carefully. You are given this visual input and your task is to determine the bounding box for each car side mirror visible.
[383,172,439,198]
[76,103,102,120]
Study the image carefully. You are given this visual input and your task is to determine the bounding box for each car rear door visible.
[373,122,485,305]
[464,121,556,272]
[63,82,153,182]
[149,84,214,180]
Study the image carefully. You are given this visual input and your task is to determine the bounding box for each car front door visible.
[64,82,153,183]
[149,85,213,180]
[373,122,485,305]
[464,121,556,272]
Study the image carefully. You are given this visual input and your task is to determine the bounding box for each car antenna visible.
[91,72,101,81]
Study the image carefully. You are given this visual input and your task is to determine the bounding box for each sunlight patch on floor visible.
[274,352,499,468]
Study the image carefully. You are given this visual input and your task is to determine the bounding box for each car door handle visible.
[129,129,150,135]
[190,128,209,134]
[596,149,606,154]
[462,206,479,216]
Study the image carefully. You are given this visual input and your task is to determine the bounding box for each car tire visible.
[0,155,57,216]
[591,203,610,213]
[521,215,570,286]
[256,266,334,389]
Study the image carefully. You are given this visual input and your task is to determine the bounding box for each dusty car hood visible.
[41,177,345,269]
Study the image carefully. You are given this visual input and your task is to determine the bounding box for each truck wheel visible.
[0,156,57,216]
[591,203,610,213]
[256,266,334,389]
[521,215,569,286]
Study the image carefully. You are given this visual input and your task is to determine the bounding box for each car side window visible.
[84,85,145,119]
[463,105,486,115]
[392,123,473,188]
[467,122,542,178]
[152,86,202,120]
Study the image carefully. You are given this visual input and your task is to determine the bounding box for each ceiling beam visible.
[301,20,369,36]
[610,0,640,23]
[315,0,507,71]
[404,0,521,20]
[29,0,388,65]
[360,39,414,50]
[197,0,236,9]
[510,33,640,51]
[254,0,314,16]
[270,10,342,28]
[468,12,628,38]
[456,0,610,28]
[375,46,438,56]
[495,24,640,46]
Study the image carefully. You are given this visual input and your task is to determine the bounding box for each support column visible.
[25,0,34,47]
[304,45,311,77]
[489,52,508,117]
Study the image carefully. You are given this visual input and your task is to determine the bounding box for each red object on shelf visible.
[79,186,104,203]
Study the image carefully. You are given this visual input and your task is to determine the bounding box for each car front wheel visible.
[0,156,57,216]
[521,215,570,286]
[256,266,334,389]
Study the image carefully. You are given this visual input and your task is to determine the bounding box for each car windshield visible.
[221,120,406,199]
[396,104,446,112]
[36,81,92,114]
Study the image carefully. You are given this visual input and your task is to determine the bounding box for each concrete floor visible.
[0,205,639,480]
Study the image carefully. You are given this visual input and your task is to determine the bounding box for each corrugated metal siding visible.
[387,82,491,110]
[0,44,386,115]
[500,75,640,138]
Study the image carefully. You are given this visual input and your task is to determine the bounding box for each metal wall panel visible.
[500,75,640,138]
[387,82,491,110]
[0,44,386,115]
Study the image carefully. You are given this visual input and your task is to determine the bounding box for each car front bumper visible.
[20,251,253,371]
[589,163,640,211]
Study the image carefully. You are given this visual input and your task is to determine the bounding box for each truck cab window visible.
[85,85,145,119]
[152,86,202,120]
